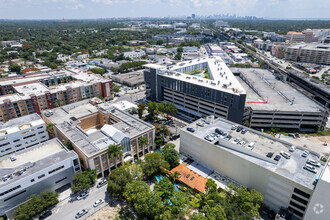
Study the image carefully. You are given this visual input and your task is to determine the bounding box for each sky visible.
[0,0,329,20]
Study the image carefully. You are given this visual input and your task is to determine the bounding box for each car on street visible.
[93,199,104,208]
[97,179,108,188]
[39,210,52,219]
[77,192,89,200]
[75,209,88,219]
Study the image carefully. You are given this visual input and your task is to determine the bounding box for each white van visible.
[247,142,255,150]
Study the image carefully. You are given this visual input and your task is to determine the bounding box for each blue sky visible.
[0,0,329,19]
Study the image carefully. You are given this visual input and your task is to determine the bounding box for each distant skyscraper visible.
[192,14,196,19]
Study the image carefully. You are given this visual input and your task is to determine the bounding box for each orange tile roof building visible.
[171,164,208,193]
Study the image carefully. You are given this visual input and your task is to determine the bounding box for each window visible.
[37,126,43,129]
[294,188,310,199]
[23,134,36,139]
[13,139,20,142]
[38,174,45,179]
[0,142,10,147]
[38,131,45,134]
[0,185,21,196]
[48,165,64,174]
[291,194,308,206]
[15,144,22,148]
[4,190,26,202]
[55,177,67,184]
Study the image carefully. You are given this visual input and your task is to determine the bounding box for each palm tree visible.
[107,144,123,169]
[138,136,148,156]
[171,171,181,184]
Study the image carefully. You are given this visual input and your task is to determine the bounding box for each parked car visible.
[97,179,108,188]
[302,150,309,157]
[39,210,52,219]
[196,122,204,127]
[268,210,276,219]
[304,164,317,173]
[241,129,247,134]
[266,152,274,158]
[280,151,291,159]
[307,159,321,167]
[274,155,281,161]
[186,127,195,133]
[75,209,88,219]
[247,142,255,150]
[77,192,89,200]
[93,199,104,208]
[231,125,237,130]
[289,146,296,152]
[236,126,243,132]
[215,128,223,135]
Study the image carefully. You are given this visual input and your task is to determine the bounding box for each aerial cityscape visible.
[0,1,330,220]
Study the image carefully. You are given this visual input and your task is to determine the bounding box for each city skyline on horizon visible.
[0,0,329,20]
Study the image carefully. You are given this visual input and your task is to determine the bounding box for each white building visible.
[215,20,229,28]
[180,116,328,219]
[0,114,49,157]
[0,138,80,218]
[123,50,146,59]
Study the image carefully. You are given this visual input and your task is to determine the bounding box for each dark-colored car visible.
[236,126,243,132]
[274,155,281,161]
[266,152,274,158]
[215,128,223,135]
[268,210,276,219]
[39,210,52,220]
[186,127,195,133]
[97,179,108,188]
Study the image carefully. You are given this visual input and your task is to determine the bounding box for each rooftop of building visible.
[0,138,77,187]
[170,164,208,193]
[232,68,327,112]
[288,43,330,51]
[44,100,154,157]
[183,116,324,189]
[145,57,246,95]
[0,114,44,136]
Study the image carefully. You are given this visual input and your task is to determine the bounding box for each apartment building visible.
[123,50,146,59]
[144,57,246,123]
[180,117,328,219]
[0,138,80,218]
[232,68,328,130]
[0,68,112,123]
[41,100,155,177]
[286,32,306,42]
[0,114,48,156]
[285,43,330,65]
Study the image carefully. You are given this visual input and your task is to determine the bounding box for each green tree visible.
[162,143,179,169]
[9,63,21,73]
[71,169,97,193]
[170,190,192,219]
[147,101,158,117]
[107,144,123,169]
[112,83,120,93]
[13,190,59,220]
[158,101,177,119]
[123,180,150,203]
[107,165,133,197]
[142,152,170,179]
[201,203,227,220]
[90,67,106,75]
[137,102,146,119]
[171,170,181,184]
[138,136,148,156]
[46,122,56,138]
[154,177,175,199]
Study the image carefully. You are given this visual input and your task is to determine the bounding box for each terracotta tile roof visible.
[170,164,208,193]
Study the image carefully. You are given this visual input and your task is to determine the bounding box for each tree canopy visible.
[71,169,97,193]
[142,152,170,179]
[107,164,133,197]
[162,143,180,169]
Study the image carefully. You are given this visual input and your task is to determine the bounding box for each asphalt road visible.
[48,184,117,220]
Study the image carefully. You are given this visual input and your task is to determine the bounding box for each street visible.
[48,183,117,220]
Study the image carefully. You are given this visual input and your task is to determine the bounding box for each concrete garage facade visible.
[180,117,325,219]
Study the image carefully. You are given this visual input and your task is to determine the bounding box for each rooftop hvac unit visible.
[205,115,215,124]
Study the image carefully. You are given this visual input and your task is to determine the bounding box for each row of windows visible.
[48,165,65,174]
[4,190,26,202]
[0,142,10,147]
[0,185,21,197]
[23,134,36,139]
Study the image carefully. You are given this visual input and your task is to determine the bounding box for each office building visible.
[0,114,49,156]
[0,68,112,123]
[180,116,328,219]
[144,57,246,123]
[232,68,328,130]
[285,43,330,65]
[214,20,229,28]
[41,100,155,177]
[0,138,80,217]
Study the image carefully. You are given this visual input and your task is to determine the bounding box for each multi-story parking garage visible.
[231,68,328,130]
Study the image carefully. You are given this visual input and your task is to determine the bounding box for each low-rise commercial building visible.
[232,68,328,130]
[180,116,328,219]
[144,57,246,123]
[42,100,155,177]
[0,138,80,218]
[0,114,48,156]
[285,43,330,65]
